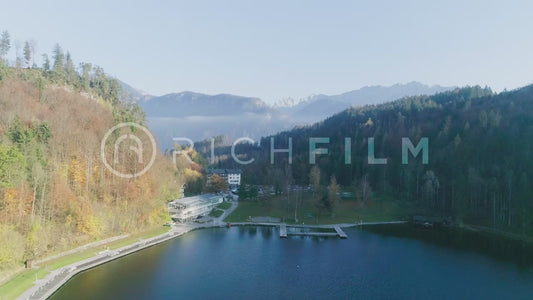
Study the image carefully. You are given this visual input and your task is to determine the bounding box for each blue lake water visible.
[50,225,533,299]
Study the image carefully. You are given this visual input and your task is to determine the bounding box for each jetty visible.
[280,223,287,238]
[276,223,350,239]
[334,226,347,239]
[227,221,408,240]
[288,232,338,237]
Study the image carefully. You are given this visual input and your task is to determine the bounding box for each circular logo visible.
[100,122,157,178]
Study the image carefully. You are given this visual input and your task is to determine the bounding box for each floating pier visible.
[334,226,348,239]
[288,232,338,237]
[280,223,287,238]
[230,221,408,239]
[278,223,348,239]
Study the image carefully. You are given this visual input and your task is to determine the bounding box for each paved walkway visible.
[0,235,130,287]
[17,225,194,300]
[17,201,240,300]
[215,201,238,226]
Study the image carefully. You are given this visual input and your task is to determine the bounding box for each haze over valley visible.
[121,81,454,148]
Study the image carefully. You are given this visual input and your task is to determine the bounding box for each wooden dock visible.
[288,232,338,237]
[229,220,409,239]
[334,226,348,239]
[279,223,287,238]
[279,224,348,239]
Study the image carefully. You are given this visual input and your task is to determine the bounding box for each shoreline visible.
[19,198,528,300]
[15,217,529,300]
[15,201,240,300]
[454,223,533,244]
[0,234,131,288]
[17,223,218,300]
[16,218,406,299]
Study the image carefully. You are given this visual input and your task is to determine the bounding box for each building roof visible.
[169,194,222,208]
[207,168,242,175]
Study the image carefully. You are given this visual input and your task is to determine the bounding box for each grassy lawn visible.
[0,268,50,300]
[224,200,288,223]
[225,193,415,225]
[0,226,171,300]
[108,226,171,250]
[217,202,232,210]
[209,209,224,218]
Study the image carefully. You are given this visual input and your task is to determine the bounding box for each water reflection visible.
[248,226,257,236]
[364,224,533,270]
[260,227,273,239]
[51,225,533,300]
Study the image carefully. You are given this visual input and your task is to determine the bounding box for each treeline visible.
[0,30,145,124]
[214,85,533,236]
[0,31,182,272]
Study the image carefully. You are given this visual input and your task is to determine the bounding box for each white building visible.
[168,194,223,223]
[207,169,242,188]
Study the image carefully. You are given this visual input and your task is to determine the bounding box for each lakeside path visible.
[16,201,403,300]
[16,201,239,300]
[17,223,203,300]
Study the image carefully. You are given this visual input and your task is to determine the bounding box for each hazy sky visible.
[1,0,532,103]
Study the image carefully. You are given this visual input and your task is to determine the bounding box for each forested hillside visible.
[0,32,182,273]
[218,85,533,236]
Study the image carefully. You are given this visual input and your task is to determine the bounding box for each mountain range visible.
[276,82,452,121]
[118,81,454,149]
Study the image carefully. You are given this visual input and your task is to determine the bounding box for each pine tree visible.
[65,51,76,82]
[29,39,37,67]
[0,31,10,64]
[52,43,65,77]
[80,62,92,90]
[23,41,31,67]
[41,54,50,71]
[327,176,340,215]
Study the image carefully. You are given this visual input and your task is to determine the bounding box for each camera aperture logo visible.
[101,122,157,178]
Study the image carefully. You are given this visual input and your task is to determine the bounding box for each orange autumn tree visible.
[206,174,228,193]
[0,57,184,272]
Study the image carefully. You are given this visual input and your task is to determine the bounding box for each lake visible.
[50,225,533,299]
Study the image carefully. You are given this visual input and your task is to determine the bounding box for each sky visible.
[1,0,532,103]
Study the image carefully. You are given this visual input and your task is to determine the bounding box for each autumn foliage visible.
[0,73,182,272]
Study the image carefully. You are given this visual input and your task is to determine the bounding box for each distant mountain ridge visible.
[137,91,274,117]
[276,82,454,120]
[117,79,154,102]
[272,97,303,108]
[120,82,455,148]
[134,91,288,149]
